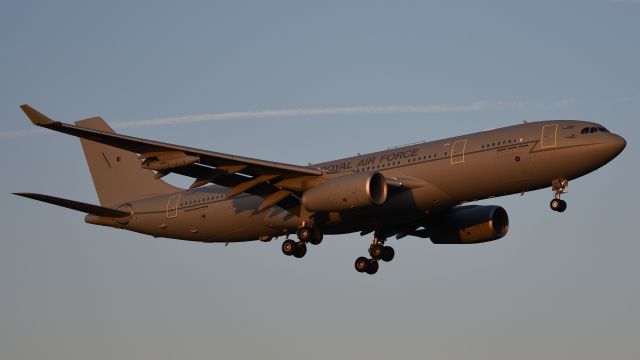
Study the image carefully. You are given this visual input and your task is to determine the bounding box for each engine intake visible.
[430,205,509,244]
[302,172,388,212]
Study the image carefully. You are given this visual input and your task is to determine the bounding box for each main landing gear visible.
[281,223,323,259]
[354,235,395,275]
[550,179,568,213]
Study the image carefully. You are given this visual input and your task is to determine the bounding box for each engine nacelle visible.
[302,172,388,212]
[430,205,509,244]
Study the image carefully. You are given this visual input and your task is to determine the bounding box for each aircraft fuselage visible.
[93,120,625,243]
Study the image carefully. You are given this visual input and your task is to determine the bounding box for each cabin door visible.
[166,194,181,218]
[450,139,467,164]
[541,124,558,148]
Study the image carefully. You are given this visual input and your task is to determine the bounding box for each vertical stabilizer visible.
[75,117,181,206]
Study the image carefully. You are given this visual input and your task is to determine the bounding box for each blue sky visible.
[1,1,639,359]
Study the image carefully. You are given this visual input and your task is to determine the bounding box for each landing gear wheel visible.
[366,260,379,275]
[282,239,296,256]
[558,200,567,212]
[369,244,385,260]
[550,179,569,213]
[297,225,314,242]
[381,246,395,262]
[293,242,307,258]
[309,231,323,245]
[355,257,369,273]
[550,199,567,212]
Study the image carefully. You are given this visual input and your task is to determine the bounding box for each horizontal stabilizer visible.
[13,193,130,217]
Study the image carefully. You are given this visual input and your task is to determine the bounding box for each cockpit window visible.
[581,126,608,134]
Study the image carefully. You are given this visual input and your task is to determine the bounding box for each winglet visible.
[19,104,55,126]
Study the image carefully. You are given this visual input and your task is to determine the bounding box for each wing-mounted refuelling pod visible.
[139,151,200,171]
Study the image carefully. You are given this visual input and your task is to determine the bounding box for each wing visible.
[20,105,323,212]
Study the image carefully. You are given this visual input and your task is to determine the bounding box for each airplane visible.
[14,105,626,275]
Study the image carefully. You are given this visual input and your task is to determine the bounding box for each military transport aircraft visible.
[14,105,626,274]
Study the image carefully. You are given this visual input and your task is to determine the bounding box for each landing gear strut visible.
[281,223,323,259]
[550,179,568,213]
[354,234,395,275]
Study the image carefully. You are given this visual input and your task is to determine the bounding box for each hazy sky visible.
[1,1,639,359]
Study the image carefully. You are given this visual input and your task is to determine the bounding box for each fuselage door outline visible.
[166,194,181,219]
[541,124,559,148]
[451,139,468,165]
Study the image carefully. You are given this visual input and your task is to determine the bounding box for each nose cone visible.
[607,134,626,159]
[612,134,627,154]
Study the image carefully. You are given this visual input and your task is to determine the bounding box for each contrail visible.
[0,100,560,139]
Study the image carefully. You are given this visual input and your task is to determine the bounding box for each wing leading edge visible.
[20,105,324,212]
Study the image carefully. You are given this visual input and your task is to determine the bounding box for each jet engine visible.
[429,205,509,244]
[302,172,388,212]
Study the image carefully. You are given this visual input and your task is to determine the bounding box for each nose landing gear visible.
[354,234,395,275]
[550,179,568,213]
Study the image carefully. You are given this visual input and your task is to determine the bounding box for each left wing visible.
[20,105,323,211]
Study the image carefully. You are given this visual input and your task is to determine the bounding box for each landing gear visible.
[354,257,379,275]
[550,198,567,212]
[281,239,297,256]
[282,223,323,259]
[296,224,323,245]
[354,234,395,275]
[550,179,569,213]
[281,239,308,258]
[293,242,307,258]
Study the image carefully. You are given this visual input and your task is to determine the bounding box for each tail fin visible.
[75,117,181,206]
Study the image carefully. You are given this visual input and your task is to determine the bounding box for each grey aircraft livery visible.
[15,105,626,274]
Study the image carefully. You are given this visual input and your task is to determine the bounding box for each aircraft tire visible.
[550,199,567,212]
[293,242,307,258]
[557,199,567,212]
[369,244,385,260]
[381,246,395,262]
[366,260,379,275]
[282,239,296,256]
[309,230,323,245]
[297,225,314,242]
[355,257,369,273]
